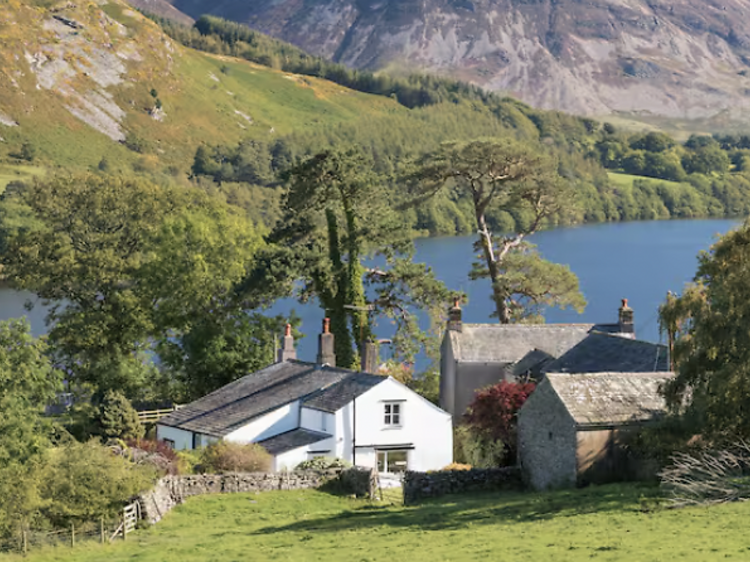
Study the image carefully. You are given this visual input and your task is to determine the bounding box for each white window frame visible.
[383,402,402,427]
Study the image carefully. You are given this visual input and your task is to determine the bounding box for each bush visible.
[98,390,144,441]
[200,441,272,473]
[442,463,472,471]
[295,456,351,471]
[453,425,506,468]
[125,438,180,475]
[41,440,156,527]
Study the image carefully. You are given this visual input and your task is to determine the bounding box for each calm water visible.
[0,219,741,362]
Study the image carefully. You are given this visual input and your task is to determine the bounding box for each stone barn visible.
[517,372,673,490]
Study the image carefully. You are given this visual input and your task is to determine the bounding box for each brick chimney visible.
[447,297,462,332]
[277,323,296,363]
[316,318,336,366]
[618,298,635,338]
[360,340,378,373]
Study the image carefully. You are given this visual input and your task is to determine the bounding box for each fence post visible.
[100,517,105,544]
[70,523,75,547]
[122,515,126,541]
[22,530,27,555]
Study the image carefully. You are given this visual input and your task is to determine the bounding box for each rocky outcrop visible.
[164,0,750,124]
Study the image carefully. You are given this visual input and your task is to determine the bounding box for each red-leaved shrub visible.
[464,381,536,463]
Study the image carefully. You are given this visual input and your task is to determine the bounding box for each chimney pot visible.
[447,297,462,332]
[277,323,296,362]
[317,317,336,366]
[618,298,635,338]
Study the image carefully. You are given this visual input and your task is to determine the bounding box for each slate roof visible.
[257,428,331,455]
[542,332,670,374]
[447,323,595,363]
[303,372,385,413]
[546,372,674,427]
[158,360,383,437]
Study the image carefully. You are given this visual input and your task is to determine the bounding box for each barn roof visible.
[158,360,383,437]
[446,324,596,364]
[545,372,674,427]
[542,333,670,374]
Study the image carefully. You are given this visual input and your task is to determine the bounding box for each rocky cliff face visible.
[166,0,750,123]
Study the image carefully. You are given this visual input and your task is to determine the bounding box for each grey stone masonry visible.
[138,467,377,524]
[403,467,522,505]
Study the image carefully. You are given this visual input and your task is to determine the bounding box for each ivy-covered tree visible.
[409,138,585,322]
[268,147,452,368]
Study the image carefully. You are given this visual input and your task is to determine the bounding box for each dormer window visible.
[384,402,401,426]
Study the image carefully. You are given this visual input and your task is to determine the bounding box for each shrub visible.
[442,463,472,471]
[200,441,271,473]
[453,425,506,468]
[125,438,180,475]
[295,456,351,471]
[463,381,535,465]
[98,390,144,441]
[41,440,156,526]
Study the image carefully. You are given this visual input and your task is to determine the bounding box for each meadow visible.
[7,484,750,562]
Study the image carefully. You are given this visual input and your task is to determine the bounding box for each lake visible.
[0,218,741,362]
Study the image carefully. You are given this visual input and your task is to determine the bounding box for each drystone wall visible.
[403,467,523,505]
[138,467,377,524]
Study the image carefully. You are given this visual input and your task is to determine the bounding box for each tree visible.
[0,174,261,400]
[269,147,452,367]
[463,381,536,466]
[0,319,61,539]
[409,138,585,322]
[97,390,144,441]
[659,221,750,436]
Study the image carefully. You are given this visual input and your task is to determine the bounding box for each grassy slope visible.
[607,171,682,188]
[10,485,750,562]
[0,0,405,175]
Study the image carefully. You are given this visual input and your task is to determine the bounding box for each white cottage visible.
[156,322,453,473]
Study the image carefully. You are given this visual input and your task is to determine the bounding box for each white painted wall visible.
[273,436,337,471]
[156,425,193,451]
[300,407,334,434]
[335,378,453,472]
[224,402,300,444]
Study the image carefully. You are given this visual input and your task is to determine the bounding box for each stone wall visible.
[138,467,377,524]
[403,467,522,505]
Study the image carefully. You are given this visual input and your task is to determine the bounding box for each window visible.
[377,450,408,473]
[384,402,401,426]
[163,438,175,450]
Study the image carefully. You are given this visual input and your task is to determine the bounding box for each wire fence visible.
[0,502,140,556]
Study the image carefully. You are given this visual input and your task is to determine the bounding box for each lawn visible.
[8,484,750,561]
[0,163,45,192]
[607,172,682,188]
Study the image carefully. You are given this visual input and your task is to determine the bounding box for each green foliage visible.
[0,319,61,540]
[452,425,506,469]
[41,439,156,527]
[409,138,584,322]
[200,441,272,474]
[295,457,351,471]
[97,391,144,441]
[659,220,750,437]
[18,142,37,162]
[160,312,299,402]
[0,174,261,400]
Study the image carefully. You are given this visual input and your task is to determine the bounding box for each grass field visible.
[607,171,682,189]
[0,163,45,192]
[8,484,750,561]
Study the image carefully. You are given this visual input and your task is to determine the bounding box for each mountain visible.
[160,0,750,129]
[0,0,403,178]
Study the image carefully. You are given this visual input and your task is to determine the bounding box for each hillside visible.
[160,0,750,130]
[0,0,405,176]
